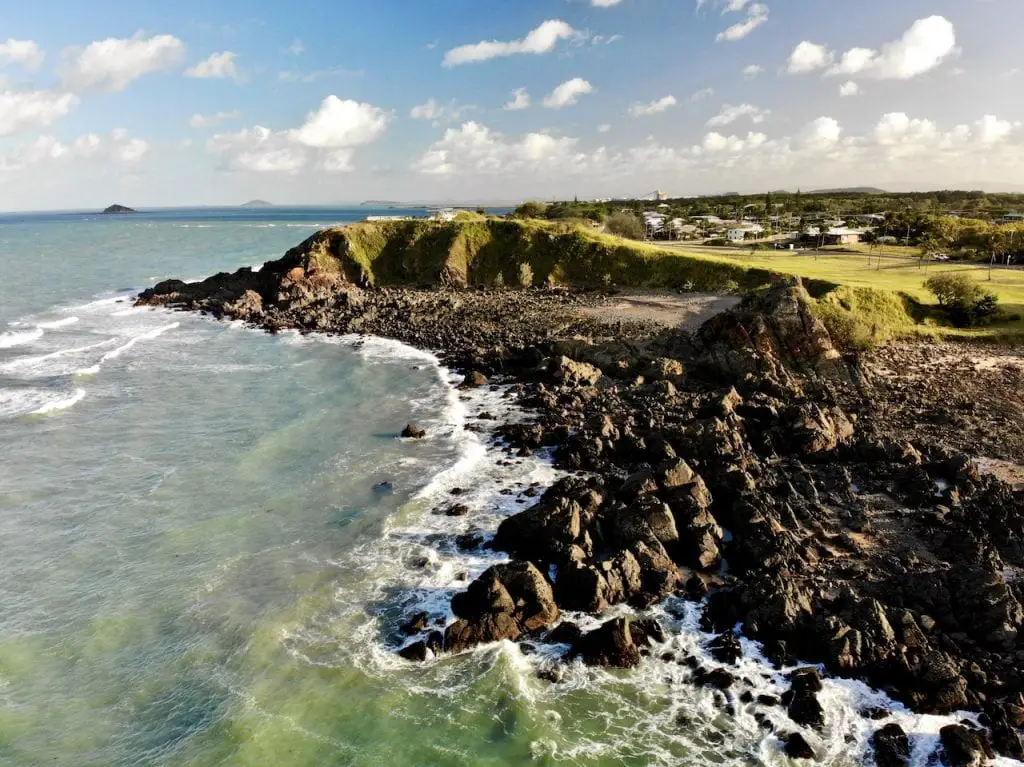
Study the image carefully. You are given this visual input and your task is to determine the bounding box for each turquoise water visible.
[0,209,990,766]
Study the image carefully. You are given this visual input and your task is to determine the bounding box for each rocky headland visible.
[137,220,1024,765]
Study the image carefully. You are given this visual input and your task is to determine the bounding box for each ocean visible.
[0,207,1002,766]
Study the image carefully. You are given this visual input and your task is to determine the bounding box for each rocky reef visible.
[138,223,1024,765]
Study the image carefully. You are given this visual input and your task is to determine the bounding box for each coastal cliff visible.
[138,221,1024,765]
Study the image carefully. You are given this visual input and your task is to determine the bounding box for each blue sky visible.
[0,0,1021,209]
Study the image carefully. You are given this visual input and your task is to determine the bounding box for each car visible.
[931,254,951,261]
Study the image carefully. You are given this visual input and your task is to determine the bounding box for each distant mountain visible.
[102,204,135,214]
[361,200,405,207]
[240,199,273,207]
[806,187,887,195]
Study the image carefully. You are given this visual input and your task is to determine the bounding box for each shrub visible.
[517,262,534,288]
[512,201,547,219]
[923,273,1000,327]
[605,211,644,240]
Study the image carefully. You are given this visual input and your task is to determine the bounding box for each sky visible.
[0,0,1022,210]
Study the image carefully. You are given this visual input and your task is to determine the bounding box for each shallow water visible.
[0,209,1016,766]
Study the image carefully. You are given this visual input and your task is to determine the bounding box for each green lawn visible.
[658,244,1024,339]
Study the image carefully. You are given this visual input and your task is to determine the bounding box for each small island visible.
[240,200,273,208]
[102,204,135,214]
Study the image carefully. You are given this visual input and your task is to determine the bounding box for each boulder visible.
[551,356,603,387]
[571,617,641,668]
[708,632,743,665]
[461,371,489,388]
[401,424,426,439]
[939,725,988,767]
[783,732,816,760]
[871,723,911,767]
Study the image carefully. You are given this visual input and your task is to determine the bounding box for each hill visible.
[102,204,135,214]
[806,187,887,195]
[240,199,273,208]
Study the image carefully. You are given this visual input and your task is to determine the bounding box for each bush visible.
[512,201,547,219]
[923,273,1000,327]
[605,211,644,240]
[517,262,534,288]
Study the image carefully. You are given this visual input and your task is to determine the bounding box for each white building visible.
[428,207,458,222]
[727,224,764,242]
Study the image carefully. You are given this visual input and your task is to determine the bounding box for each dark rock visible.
[572,617,641,668]
[871,723,911,767]
[461,371,489,388]
[939,724,987,767]
[400,611,429,635]
[783,732,816,760]
[401,424,427,439]
[398,641,428,661]
[444,504,470,517]
[709,632,744,664]
[546,622,583,645]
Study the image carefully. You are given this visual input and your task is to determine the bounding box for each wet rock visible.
[786,669,825,731]
[783,732,816,760]
[546,621,583,645]
[461,371,489,388]
[400,612,429,635]
[871,723,911,767]
[571,617,641,668]
[398,641,429,662]
[939,724,988,767]
[401,424,426,439]
[631,618,666,646]
[444,504,470,517]
[695,667,735,690]
[708,632,743,665]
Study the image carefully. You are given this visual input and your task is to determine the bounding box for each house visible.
[1000,211,1024,224]
[823,227,866,245]
[643,211,667,237]
[727,224,764,242]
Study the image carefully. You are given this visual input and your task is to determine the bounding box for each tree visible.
[605,211,644,240]
[924,272,1000,327]
[512,201,547,219]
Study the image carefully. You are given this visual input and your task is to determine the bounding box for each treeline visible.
[515,190,1024,223]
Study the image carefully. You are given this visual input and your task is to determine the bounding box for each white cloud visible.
[292,95,391,148]
[787,41,832,74]
[277,67,362,83]
[700,131,767,154]
[975,115,1014,146]
[743,64,764,79]
[189,110,242,128]
[206,95,390,174]
[839,81,860,97]
[791,17,957,81]
[591,34,623,46]
[716,3,768,42]
[0,129,149,172]
[443,20,578,66]
[800,116,842,151]
[185,51,240,81]
[286,39,304,56]
[0,39,44,70]
[0,90,79,137]
[629,95,677,117]
[707,103,769,127]
[60,33,185,92]
[503,88,531,111]
[690,87,715,102]
[413,121,598,177]
[598,124,611,133]
[592,0,623,5]
[410,98,470,124]
[543,78,594,109]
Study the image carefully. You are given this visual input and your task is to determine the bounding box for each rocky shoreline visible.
[138,255,1024,765]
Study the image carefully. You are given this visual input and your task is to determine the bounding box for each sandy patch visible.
[580,291,741,332]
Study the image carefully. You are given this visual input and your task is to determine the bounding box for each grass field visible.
[658,242,1024,340]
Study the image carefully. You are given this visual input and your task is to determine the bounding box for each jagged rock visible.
[401,424,426,439]
[939,725,989,767]
[551,356,603,387]
[572,617,641,668]
[871,723,911,767]
[786,669,825,731]
[783,732,816,760]
[461,371,489,388]
[708,632,743,664]
[445,561,559,653]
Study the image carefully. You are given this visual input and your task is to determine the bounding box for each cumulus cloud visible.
[0,90,79,137]
[743,64,764,79]
[690,88,715,102]
[592,0,623,5]
[503,88,531,111]
[60,33,185,92]
[412,121,597,177]
[788,17,957,81]
[543,78,594,109]
[700,131,767,154]
[0,129,148,172]
[0,39,44,70]
[716,3,768,42]
[707,103,769,128]
[185,51,240,81]
[292,95,391,148]
[443,20,579,67]
[189,110,242,128]
[629,95,677,117]
[839,81,860,97]
[787,41,832,74]
[207,95,390,174]
[800,116,842,151]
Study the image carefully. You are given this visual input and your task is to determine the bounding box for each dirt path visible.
[580,291,741,331]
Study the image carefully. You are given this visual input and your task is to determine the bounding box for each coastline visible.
[136,236,1024,765]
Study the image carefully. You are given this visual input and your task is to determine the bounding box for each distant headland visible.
[102,204,135,214]
[240,200,273,208]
